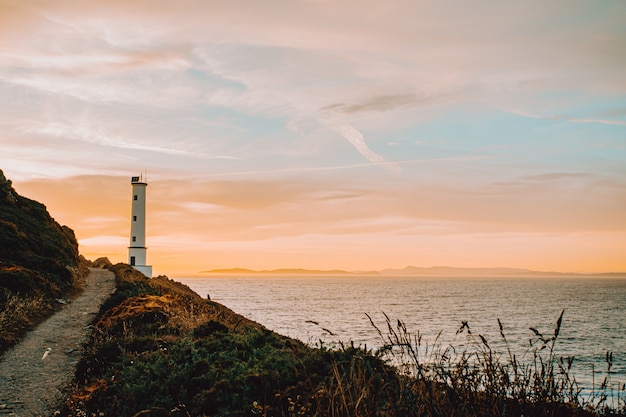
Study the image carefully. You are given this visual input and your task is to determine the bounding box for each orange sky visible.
[1,1,625,276]
[11,172,626,276]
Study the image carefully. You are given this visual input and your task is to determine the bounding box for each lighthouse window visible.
[134,195,138,201]
[133,216,137,221]
[132,236,136,242]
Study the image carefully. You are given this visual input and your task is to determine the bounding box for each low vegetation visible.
[61,263,624,417]
[0,169,87,353]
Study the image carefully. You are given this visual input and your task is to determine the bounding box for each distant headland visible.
[200,267,363,275]
[200,266,626,277]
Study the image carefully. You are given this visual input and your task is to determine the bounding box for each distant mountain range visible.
[380,266,568,276]
[200,266,626,277]
[201,268,361,275]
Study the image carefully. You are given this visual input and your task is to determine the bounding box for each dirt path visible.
[0,268,115,417]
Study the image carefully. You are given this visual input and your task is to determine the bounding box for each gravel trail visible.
[0,268,115,417]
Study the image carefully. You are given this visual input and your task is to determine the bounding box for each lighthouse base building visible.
[128,175,152,277]
[129,253,152,277]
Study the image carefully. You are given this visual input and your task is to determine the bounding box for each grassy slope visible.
[64,264,624,417]
[0,169,86,352]
[65,264,397,417]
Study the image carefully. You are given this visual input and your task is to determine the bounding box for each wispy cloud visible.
[324,93,431,114]
[338,125,400,173]
[523,172,590,182]
[508,109,626,127]
[18,121,241,160]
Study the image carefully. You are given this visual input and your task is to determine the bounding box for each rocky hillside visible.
[0,169,86,352]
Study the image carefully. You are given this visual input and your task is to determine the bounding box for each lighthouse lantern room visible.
[128,175,152,277]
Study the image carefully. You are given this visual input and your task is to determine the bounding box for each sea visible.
[176,275,626,396]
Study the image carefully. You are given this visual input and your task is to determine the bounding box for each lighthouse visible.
[128,175,152,277]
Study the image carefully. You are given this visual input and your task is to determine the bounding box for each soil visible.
[0,268,115,417]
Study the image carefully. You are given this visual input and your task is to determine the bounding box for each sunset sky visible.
[1,0,625,276]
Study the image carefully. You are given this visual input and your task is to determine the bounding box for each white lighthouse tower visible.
[128,175,152,277]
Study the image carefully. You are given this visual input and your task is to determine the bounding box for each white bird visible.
[42,347,51,360]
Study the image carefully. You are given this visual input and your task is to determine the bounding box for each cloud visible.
[337,125,400,173]
[522,172,590,182]
[1,49,187,73]
[568,117,626,127]
[322,91,457,115]
[324,94,423,114]
[508,109,626,127]
[17,120,240,160]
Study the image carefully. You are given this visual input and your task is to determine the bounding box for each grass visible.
[61,264,625,417]
[0,291,51,350]
[360,311,625,416]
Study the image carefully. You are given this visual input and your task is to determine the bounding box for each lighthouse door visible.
[130,256,136,266]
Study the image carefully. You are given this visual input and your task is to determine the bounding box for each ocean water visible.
[176,275,626,392]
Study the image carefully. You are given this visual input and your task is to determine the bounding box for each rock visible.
[41,347,51,360]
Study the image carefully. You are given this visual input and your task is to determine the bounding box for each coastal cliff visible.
[0,169,86,352]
